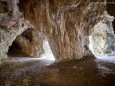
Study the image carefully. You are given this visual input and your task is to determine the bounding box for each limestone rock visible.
[14,28,44,57]
[19,0,106,60]
[0,0,35,60]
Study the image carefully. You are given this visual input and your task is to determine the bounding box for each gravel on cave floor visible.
[1,56,115,86]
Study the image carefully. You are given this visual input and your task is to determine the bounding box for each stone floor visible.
[1,56,115,86]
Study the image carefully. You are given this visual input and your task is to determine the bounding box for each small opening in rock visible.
[42,39,55,60]
[7,28,55,60]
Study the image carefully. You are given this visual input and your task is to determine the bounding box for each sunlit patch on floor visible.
[95,59,115,75]
[96,56,115,63]
[5,57,55,63]
[2,57,55,79]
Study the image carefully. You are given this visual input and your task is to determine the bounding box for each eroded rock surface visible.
[2,0,115,61]
[19,0,106,60]
[0,0,37,60]
[14,28,44,57]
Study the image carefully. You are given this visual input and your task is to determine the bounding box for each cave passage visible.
[8,40,28,57]
[1,0,115,86]
[7,35,55,60]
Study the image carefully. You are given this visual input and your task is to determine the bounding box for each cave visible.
[1,0,115,86]
[88,1,115,62]
[8,41,25,57]
[8,28,55,60]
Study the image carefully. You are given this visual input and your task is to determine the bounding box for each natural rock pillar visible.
[20,0,106,60]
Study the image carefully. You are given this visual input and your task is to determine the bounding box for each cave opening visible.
[88,0,115,63]
[7,28,55,60]
[89,11,115,63]
[8,40,28,57]
[2,0,115,86]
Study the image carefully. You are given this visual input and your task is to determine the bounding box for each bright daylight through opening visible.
[89,12,115,63]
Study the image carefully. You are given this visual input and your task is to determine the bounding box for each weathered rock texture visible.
[0,0,43,60]
[14,28,44,57]
[2,0,115,61]
[19,0,106,60]
[89,0,115,60]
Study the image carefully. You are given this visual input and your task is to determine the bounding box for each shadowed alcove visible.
[8,28,44,57]
[8,41,26,57]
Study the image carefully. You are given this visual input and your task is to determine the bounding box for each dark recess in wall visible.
[8,42,21,56]
[0,1,8,13]
[106,0,115,33]
[8,41,28,57]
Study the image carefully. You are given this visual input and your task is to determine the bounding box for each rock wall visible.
[89,0,115,60]
[14,28,44,57]
[19,0,106,60]
[0,0,43,60]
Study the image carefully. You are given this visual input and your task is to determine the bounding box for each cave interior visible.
[1,0,115,86]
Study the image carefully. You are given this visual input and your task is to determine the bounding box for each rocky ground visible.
[1,56,115,86]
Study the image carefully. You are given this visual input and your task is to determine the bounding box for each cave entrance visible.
[7,28,55,61]
[8,38,55,60]
[41,39,55,60]
[7,38,55,62]
[8,40,28,57]
[89,12,115,62]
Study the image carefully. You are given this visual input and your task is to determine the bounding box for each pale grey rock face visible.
[0,0,34,60]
